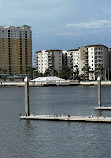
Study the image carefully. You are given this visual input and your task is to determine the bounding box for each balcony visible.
[95,55,103,58]
[70,59,73,62]
[85,57,88,61]
[48,58,54,62]
[48,53,53,57]
[48,61,53,64]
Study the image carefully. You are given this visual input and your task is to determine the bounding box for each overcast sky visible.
[0,0,111,61]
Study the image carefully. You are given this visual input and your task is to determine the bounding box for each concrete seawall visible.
[0,81,111,87]
[0,81,79,87]
[80,81,111,86]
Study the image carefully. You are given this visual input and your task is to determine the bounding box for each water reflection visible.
[97,110,103,117]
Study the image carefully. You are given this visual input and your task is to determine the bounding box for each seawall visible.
[0,81,111,87]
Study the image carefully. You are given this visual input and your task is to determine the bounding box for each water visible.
[0,86,111,158]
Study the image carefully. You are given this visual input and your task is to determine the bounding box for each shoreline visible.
[0,81,111,87]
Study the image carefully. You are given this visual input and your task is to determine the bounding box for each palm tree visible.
[60,66,73,79]
[44,68,51,76]
[2,68,7,74]
[74,65,79,80]
[95,65,104,79]
[82,65,90,80]
[25,66,33,79]
[33,70,43,78]
[2,68,7,81]
[53,69,58,76]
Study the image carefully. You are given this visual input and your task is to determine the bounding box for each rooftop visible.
[0,25,31,30]
[45,49,62,52]
[31,76,65,82]
[85,44,108,49]
[67,49,79,52]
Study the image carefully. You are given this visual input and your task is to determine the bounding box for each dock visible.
[20,115,111,122]
[94,107,111,110]
[20,76,111,123]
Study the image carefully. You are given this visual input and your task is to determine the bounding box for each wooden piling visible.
[97,76,101,107]
[24,76,30,116]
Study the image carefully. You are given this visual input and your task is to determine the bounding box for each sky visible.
[0,0,111,65]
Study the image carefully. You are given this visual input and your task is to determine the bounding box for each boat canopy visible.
[31,76,65,82]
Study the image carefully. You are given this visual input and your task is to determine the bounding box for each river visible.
[0,86,111,158]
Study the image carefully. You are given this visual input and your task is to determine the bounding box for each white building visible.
[66,49,79,79]
[35,44,110,80]
[67,49,79,70]
[62,50,67,67]
[35,49,62,75]
[79,44,109,80]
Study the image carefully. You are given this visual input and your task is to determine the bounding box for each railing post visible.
[97,76,101,107]
[24,76,30,116]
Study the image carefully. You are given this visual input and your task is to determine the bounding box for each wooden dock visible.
[20,114,111,122]
[94,107,111,110]
[20,77,111,123]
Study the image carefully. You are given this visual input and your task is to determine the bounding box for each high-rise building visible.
[65,49,79,79]
[66,49,79,71]
[63,45,109,80]
[35,50,62,75]
[0,25,32,74]
[79,44,109,80]
[35,44,110,80]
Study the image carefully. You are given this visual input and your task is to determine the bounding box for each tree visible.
[44,68,52,76]
[1,69,7,81]
[52,69,58,76]
[25,66,33,79]
[33,70,43,78]
[82,65,90,80]
[44,68,58,76]
[79,74,85,81]
[60,66,73,79]
[2,68,7,74]
[74,65,79,80]
[95,65,104,79]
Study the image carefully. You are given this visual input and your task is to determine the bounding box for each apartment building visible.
[64,44,109,80]
[109,48,111,75]
[66,49,79,70]
[65,49,79,79]
[36,50,62,75]
[62,50,67,67]
[0,25,32,74]
[79,44,109,80]
[35,44,110,80]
